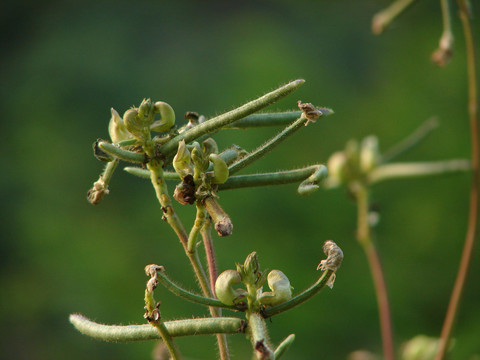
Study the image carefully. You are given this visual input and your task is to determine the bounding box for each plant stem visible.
[353,183,395,360]
[381,117,439,163]
[247,312,274,360]
[372,0,419,35]
[158,80,305,157]
[228,115,310,175]
[274,334,295,359]
[187,203,207,252]
[435,2,479,359]
[201,219,219,298]
[146,157,212,299]
[224,108,332,129]
[69,314,245,342]
[218,165,327,190]
[155,269,236,309]
[148,319,182,360]
[368,159,470,184]
[98,141,146,163]
[261,269,334,318]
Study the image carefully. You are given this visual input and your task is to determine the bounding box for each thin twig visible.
[435,2,479,359]
[354,183,395,360]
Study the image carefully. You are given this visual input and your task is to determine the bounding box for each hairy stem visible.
[381,117,439,163]
[98,141,146,163]
[274,334,295,359]
[202,219,219,298]
[435,3,479,359]
[228,115,310,175]
[69,314,245,342]
[158,80,305,157]
[247,312,274,360]
[354,183,395,360]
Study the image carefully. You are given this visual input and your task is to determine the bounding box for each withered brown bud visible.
[297,100,323,123]
[173,174,196,205]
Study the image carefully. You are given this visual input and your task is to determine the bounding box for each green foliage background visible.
[1,1,479,359]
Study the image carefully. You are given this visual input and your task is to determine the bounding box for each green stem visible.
[124,167,179,180]
[224,108,332,129]
[228,115,310,175]
[218,165,327,191]
[247,312,274,360]
[262,269,334,318]
[69,314,245,342]
[98,141,146,163]
[146,158,212,299]
[124,165,329,194]
[372,0,419,35]
[354,183,395,360]
[274,334,296,359]
[148,319,182,360]
[87,159,119,205]
[155,268,237,310]
[368,160,471,184]
[158,80,305,157]
[187,203,207,253]
[435,2,479,359]
[381,117,439,163]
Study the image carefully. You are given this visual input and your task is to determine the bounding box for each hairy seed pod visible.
[215,270,247,306]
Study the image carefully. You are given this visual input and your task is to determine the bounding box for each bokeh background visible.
[1,1,479,359]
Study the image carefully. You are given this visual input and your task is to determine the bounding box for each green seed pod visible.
[360,135,380,174]
[258,270,292,306]
[123,108,148,142]
[173,140,194,179]
[108,108,132,143]
[209,153,229,184]
[151,101,175,133]
[215,270,247,306]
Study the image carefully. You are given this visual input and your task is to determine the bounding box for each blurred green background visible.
[1,0,479,359]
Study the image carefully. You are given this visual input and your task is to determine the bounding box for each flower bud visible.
[108,108,132,143]
[191,146,209,174]
[151,101,175,133]
[209,153,229,184]
[360,135,379,174]
[325,151,347,188]
[173,140,194,179]
[244,251,260,278]
[258,270,292,306]
[123,108,147,142]
[215,269,247,306]
[401,335,441,360]
[202,138,218,156]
